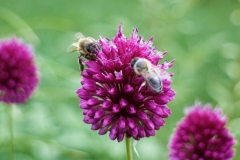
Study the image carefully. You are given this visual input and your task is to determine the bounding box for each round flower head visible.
[76,24,175,142]
[0,37,38,104]
[168,103,235,160]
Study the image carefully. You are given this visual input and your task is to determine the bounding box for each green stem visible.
[125,136,133,160]
[7,104,15,160]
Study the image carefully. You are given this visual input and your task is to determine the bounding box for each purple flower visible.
[168,103,235,160]
[0,37,38,104]
[76,24,175,142]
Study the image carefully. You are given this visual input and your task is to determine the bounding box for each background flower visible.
[0,37,38,104]
[168,103,235,160]
[76,24,175,142]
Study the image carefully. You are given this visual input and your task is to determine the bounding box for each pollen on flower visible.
[168,103,235,160]
[76,24,176,142]
[0,37,38,104]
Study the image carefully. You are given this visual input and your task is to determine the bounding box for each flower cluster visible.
[0,37,38,104]
[76,24,175,142]
[168,103,235,160]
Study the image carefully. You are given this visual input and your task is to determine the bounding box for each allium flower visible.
[0,37,38,104]
[168,103,235,160]
[76,24,175,142]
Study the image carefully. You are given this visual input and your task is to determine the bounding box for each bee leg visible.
[86,53,96,61]
[78,57,85,72]
[85,54,91,60]
[145,83,149,91]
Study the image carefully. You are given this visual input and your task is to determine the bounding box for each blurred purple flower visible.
[0,37,38,104]
[168,103,235,160]
[76,24,175,142]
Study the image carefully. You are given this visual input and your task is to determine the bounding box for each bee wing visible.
[66,42,78,53]
[143,68,162,93]
[74,32,85,41]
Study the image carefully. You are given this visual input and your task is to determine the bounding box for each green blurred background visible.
[0,0,240,159]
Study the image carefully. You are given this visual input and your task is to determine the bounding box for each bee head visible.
[131,57,140,68]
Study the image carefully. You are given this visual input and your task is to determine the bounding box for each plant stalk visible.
[8,104,15,160]
[125,136,133,160]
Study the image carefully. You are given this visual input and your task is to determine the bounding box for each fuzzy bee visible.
[67,32,99,71]
[131,57,163,93]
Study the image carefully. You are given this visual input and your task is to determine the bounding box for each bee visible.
[67,32,99,71]
[131,57,162,93]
